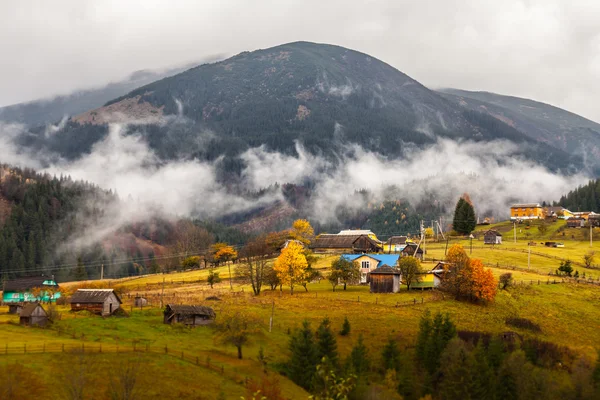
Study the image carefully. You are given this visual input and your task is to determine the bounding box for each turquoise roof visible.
[341,254,400,268]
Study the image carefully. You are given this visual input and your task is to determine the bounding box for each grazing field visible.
[2,232,600,398]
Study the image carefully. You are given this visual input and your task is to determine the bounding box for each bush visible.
[339,316,350,336]
[499,273,513,290]
[505,317,542,333]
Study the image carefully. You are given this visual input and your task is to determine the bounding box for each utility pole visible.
[160,276,165,308]
[100,264,104,280]
[514,221,517,243]
[528,244,531,270]
[590,224,593,248]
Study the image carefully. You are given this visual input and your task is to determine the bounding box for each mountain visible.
[0,59,221,127]
[438,88,600,169]
[15,41,582,173]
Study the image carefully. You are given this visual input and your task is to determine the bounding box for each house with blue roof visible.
[341,254,400,283]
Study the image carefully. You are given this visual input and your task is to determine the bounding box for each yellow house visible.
[510,203,543,220]
[338,230,380,241]
[409,262,447,289]
[545,206,574,219]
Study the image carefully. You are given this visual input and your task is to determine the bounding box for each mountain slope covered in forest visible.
[14,41,583,173]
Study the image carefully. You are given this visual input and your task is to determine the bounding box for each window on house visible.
[361,261,370,269]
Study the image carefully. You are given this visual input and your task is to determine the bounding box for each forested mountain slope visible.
[14,42,582,174]
[438,88,600,169]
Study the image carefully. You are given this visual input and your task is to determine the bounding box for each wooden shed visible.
[19,303,48,327]
[163,304,216,326]
[312,234,383,254]
[367,265,402,293]
[483,229,502,245]
[401,243,424,260]
[70,289,122,316]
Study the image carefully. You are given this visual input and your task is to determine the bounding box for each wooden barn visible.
[70,289,122,316]
[401,243,424,260]
[312,234,383,254]
[567,218,585,228]
[163,304,216,326]
[19,303,48,327]
[483,229,502,245]
[367,265,402,293]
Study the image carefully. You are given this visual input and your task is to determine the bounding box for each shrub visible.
[499,273,513,290]
[505,317,542,333]
[339,316,350,336]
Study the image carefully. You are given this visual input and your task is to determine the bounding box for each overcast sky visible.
[2,0,600,121]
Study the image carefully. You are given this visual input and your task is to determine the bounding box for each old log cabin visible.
[70,289,122,316]
[163,304,216,326]
[367,265,402,293]
[19,303,48,327]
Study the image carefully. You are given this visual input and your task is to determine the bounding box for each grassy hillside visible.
[2,236,600,398]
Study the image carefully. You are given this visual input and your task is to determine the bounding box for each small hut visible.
[367,265,402,293]
[19,303,48,327]
[401,243,424,260]
[70,289,122,316]
[483,229,502,245]
[163,304,216,326]
[8,304,23,315]
[134,297,148,307]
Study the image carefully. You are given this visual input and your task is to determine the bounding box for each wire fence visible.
[0,342,243,380]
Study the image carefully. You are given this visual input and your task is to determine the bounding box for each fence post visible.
[165,345,168,354]
[413,298,416,305]
[357,296,360,302]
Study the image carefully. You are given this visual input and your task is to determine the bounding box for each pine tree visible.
[316,318,338,368]
[496,364,518,400]
[74,258,88,281]
[288,320,318,391]
[349,334,370,374]
[439,339,477,400]
[339,316,351,336]
[472,340,495,400]
[452,198,466,234]
[486,335,507,372]
[381,337,401,372]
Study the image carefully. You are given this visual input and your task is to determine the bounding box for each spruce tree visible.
[288,320,318,391]
[472,340,495,400]
[486,335,507,372]
[439,339,477,400]
[339,316,351,336]
[452,198,466,234]
[316,318,338,368]
[496,364,518,400]
[381,337,401,372]
[349,334,370,374]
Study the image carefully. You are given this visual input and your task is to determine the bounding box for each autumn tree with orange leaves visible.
[273,241,308,295]
[441,244,497,303]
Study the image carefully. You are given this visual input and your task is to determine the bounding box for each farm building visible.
[483,229,502,245]
[70,289,122,316]
[401,243,424,260]
[383,236,408,253]
[312,234,383,253]
[510,203,543,220]
[19,303,48,327]
[367,265,402,293]
[567,218,585,228]
[341,254,400,283]
[3,276,60,305]
[410,263,447,289]
[544,206,574,219]
[163,304,216,326]
[279,239,305,251]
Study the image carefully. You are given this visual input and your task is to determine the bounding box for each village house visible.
[163,304,216,326]
[567,218,585,228]
[342,254,400,283]
[588,213,600,227]
[510,203,544,220]
[544,206,574,219]
[383,236,408,253]
[312,234,383,254]
[19,302,49,327]
[70,289,122,316]
[410,262,447,289]
[573,211,591,220]
[483,229,502,245]
[367,265,402,293]
[401,243,424,260]
[3,276,60,311]
[279,239,305,251]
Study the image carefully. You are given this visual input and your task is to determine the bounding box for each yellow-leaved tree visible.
[289,219,315,246]
[273,241,308,294]
[211,243,238,289]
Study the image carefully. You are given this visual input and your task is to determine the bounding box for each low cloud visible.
[0,118,590,249]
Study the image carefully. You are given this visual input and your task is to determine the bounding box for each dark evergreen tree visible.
[439,339,477,400]
[496,363,518,400]
[472,340,495,400]
[381,337,402,372]
[288,320,318,391]
[452,198,466,234]
[74,258,88,281]
[339,316,351,336]
[316,318,339,368]
[348,334,370,374]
